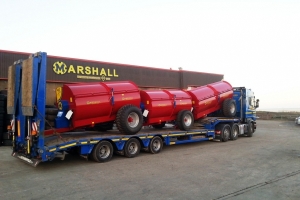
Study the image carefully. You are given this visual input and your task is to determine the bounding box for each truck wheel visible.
[230,123,239,140]
[116,105,143,135]
[176,110,194,131]
[152,122,166,129]
[92,140,113,162]
[247,122,254,137]
[216,124,231,142]
[252,123,256,133]
[223,99,236,117]
[124,138,141,158]
[149,136,163,154]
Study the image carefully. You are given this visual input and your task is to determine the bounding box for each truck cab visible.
[233,87,259,134]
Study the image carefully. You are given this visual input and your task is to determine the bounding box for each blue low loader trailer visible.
[7,52,259,167]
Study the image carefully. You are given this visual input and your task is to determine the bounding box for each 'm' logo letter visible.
[53,61,67,74]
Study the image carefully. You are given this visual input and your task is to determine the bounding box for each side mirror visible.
[255,99,259,108]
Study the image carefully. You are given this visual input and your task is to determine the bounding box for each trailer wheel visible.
[116,105,143,135]
[124,138,141,158]
[222,99,236,117]
[230,123,239,140]
[149,136,163,154]
[45,108,58,115]
[216,124,231,142]
[152,122,166,129]
[92,140,113,162]
[247,122,254,137]
[45,115,56,121]
[177,110,194,130]
[47,121,55,127]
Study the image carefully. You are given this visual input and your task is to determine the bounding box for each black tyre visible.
[46,121,55,127]
[230,123,239,140]
[0,114,4,120]
[149,136,163,154]
[247,122,254,137]
[116,105,143,135]
[252,123,256,133]
[0,107,5,114]
[152,122,166,129]
[46,115,57,121]
[0,101,5,107]
[45,105,56,108]
[222,99,236,117]
[124,138,141,158]
[92,140,113,162]
[216,124,231,142]
[176,110,194,131]
[45,108,58,115]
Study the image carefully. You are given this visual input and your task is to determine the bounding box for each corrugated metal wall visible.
[0,51,29,79]
[182,71,223,88]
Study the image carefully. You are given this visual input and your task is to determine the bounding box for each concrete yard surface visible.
[0,120,300,200]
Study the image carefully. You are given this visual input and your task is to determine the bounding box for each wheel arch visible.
[152,134,165,144]
[93,139,119,152]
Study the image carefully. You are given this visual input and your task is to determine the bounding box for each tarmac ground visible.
[0,120,300,200]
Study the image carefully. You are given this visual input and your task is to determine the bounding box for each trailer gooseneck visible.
[7,52,259,167]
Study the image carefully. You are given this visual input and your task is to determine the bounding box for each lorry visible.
[7,52,259,167]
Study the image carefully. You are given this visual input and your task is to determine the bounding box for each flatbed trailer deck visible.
[12,117,240,166]
[44,128,213,152]
[37,117,240,153]
[7,52,258,167]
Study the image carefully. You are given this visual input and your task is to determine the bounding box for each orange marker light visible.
[32,130,37,136]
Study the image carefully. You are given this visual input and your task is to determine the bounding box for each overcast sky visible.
[0,0,299,111]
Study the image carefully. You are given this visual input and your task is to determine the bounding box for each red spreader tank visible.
[187,81,234,120]
[140,89,192,127]
[60,81,141,129]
